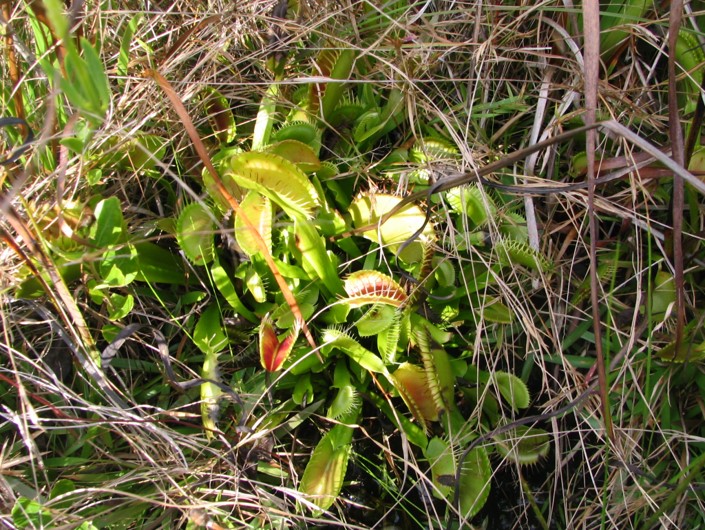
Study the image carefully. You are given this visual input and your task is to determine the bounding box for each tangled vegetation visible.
[1,1,705,529]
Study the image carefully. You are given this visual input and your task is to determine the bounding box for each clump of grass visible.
[2,1,705,529]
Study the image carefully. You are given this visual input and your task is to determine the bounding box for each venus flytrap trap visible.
[259,314,299,372]
[299,401,361,512]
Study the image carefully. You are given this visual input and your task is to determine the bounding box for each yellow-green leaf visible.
[176,203,216,266]
[234,191,272,258]
[227,152,319,219]
[350,193,435,262]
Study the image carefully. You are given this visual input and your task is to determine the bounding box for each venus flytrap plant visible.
[150,68,322,349]
[148,32,555,521]
[223,151,344,297]
[493,425,551,466]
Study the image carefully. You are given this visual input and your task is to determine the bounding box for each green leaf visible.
[42,0,69,40]
[79,38,110,114]
[377,312,402,363]
[288,345,326,375]
[91,197,124,248]
[424,437,491,519]
[300,402,359,511]
[307,46,355,119]
[176,203,216,266]
[99,134,167,171]
[300,431,352,511]
[493,425,550,465]
[201,347,222,439]
[446,185,496,228]
[429,348,456,415]
[598,0,650,58]
[197,304,228,438]
[294,216,344,295]
[327,384,360,420]
[245,267,267,303]
[272,287,318,328]
[410,136,460,164]
[118,14,141,78]
[264,139,322,172]
[421,318,453,345]
[193,304,228,356]
[252,82,279,150]
[49,479,77,510]
[99,245,138,287]
[322,328,388,374]
[649,270,675,321]
[500,211,529,242]
[494,371,530,411]
[434,259,456,287]
[57,38,109,125]
[656,322,705,362]
[478,297,513,324]
[135,242,190,285]
[425,436,455,498]
[273,121,321,147]
[494,236,550,272]
[210,261,257,323]
[107,292,133,321]
[12,497,48,529]
[355,304,397,337]
[293,373,314,405]
[457,446,492,520]
[354,88,405,146]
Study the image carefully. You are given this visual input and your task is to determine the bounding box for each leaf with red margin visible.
[343,270,407,308]
[391,362,438,426]
[259,316,300,372]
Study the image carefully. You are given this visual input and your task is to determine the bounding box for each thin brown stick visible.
[159,15,219,67]
[668,0,685,353]
[146,69,318,351]
[583,0,613,441]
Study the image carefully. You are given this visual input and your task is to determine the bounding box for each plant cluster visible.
[2,1,705,529]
